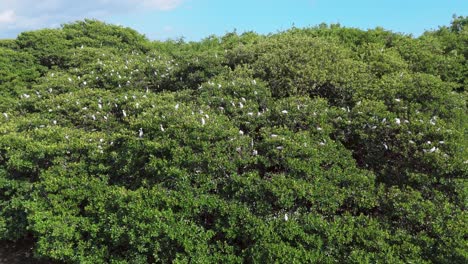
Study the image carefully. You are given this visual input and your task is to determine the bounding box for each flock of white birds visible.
[1,48,451,171]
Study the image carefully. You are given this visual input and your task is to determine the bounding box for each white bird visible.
[83,81,87,86]
[271,134,278,138]
[139,128,144,138]
[2,113,8,119]
[201,117,206,126]
[281,110,288,114]
[160,124,165,132]
[175,103,179,110]
[239,130,244,135]
[383,143,388,150]
[395,118,401,125]
[252,149,258,156]
[239,102,244,109]
[122,110,127,117]
[98,104,102,109]
[91,115,96,121]
[395,98,401,102]
[68,77,72,82]
[426,146,437,153]
[252,79,256,85]
[52,120,57,125]
[284,213,288,221]
[276,146,284,150]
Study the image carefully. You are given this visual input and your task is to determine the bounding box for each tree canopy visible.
[0,18,467,263]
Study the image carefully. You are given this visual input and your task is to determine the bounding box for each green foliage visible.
[0,17,466,263]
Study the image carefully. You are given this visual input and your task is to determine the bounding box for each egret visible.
[201,117,206,126]
[239,102,244,109]
[252,79,256,85]
[2,113,8,119]
[383,143,388,150]
[276,146,284,150]
[139,128,144,138]
[281,110,288,114]
[52,120,57,125]
[271,134,278,138]
[252,149,258,156]
[395,118,401,125]
[395,98,401,102]
[239,130,244,135]
[122,110,127,117]
[427,146,437,153]
[160,124,165,132]
[175,103,179,110]
[284,213,288,221]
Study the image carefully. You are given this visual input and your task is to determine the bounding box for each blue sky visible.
[0,0,467,40]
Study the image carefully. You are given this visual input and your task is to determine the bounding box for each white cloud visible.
[0,0,184,38]
[0,9,16,24]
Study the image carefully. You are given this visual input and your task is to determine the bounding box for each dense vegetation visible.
[0,17,467,263]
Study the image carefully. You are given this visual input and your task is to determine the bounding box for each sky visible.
[0,0,467,40]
